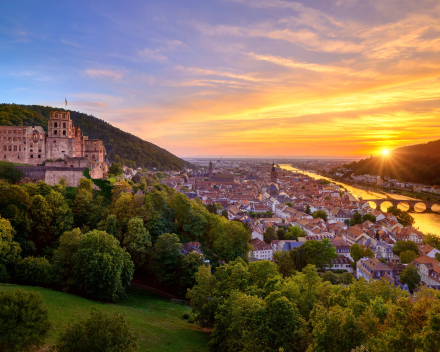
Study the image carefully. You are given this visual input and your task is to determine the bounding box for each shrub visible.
[15,257,55,287]
[322,271,339,285]
[0,289,51,352]
[51,308,139,352]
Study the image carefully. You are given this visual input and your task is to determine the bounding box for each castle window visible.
[54,130,57,135]
[17,155,19,159]
[3,155,5,159]
[38,155,41,158]
[2,146,6,151]
[63,130,66,136]
[63,123,66,128]
[54,122,58,128]
[8,146,11,151]
[19,146,21,151]
[13,146,17,151]
[31,155,33,158]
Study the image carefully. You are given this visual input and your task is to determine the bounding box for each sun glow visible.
[381,149,389,155]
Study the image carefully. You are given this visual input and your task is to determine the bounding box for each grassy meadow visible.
[0,284,209,352]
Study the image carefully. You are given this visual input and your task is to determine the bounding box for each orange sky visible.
[4,0,440,158]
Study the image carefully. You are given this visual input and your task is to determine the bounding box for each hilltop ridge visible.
[0,103,190,170]
[345,139,440,185]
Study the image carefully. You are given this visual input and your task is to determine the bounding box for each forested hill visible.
[345,139,440,185]
[0,103,191,170]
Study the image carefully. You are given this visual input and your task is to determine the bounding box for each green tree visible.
[286,201,293,207]
[52,228,84,281]
[52,308,139,352]
[392,240,419,256]
[273,250,296,278]
[352,211,362,224]
[312,210,328,221]
[423,233,440,250]
[277,228,286,240]
[435,252,440,262]
[29,194,52,248]
[400,265,421,292]
[15,257,55,287]
[264,226,277,243]
[180,252,208,295]
[153,233,183,285]
[0,216,21,282]
[350,244,374,263]
[362,213,377,223]
[400,250,418,264]
[322,271,339,284]
[0,289,51,352]
[0,161,22,183]
[123,217,151,269]
[305,205,311,214]
[72,230,134,302]
[108,162,123,176]
[285,225,303,240]
[302,239,337,270]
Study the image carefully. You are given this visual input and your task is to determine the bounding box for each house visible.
[325,255,354,273]
[250,238,273,261]
[271,240,304,252]
[357,258,394,281]
[411,256,440,288]
[331,237,352,260]
[419,244,440,258]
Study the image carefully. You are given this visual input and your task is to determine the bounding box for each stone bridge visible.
[360,197,440,212]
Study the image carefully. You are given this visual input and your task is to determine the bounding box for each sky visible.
[1,0,440,158]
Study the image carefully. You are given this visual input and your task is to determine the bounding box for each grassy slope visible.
[0,284,209,352]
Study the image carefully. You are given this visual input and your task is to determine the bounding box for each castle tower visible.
[47,111,74,138]
[208,160,213,179]
[270,162,277,183]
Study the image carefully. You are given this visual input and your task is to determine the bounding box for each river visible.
[279,164,440,236]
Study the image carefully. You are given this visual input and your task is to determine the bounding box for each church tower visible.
[208,160,213,179]
[270,162,278,183]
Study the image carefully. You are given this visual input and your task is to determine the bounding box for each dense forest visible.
[345,139,440,185]
[0,103,191,170]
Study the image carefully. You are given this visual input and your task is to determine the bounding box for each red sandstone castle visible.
[1,110,107,185]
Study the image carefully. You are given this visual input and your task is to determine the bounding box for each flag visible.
[65,97,67,108]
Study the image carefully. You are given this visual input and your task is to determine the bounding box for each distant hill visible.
[345,140,440,185]
[0,103,191,170]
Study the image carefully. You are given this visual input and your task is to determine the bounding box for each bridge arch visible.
[367,201,377,210]
[414,202,427,213]
[432,204,440,213]
[380,200,393,212]
[397,202,410,212]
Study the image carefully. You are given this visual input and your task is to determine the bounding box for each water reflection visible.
[279,164,440,236]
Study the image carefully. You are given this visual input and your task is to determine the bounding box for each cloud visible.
[61,39,81,48]
[138,48,168,61]
[85,69,125,81]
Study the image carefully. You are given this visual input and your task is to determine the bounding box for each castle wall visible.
[16,166,46,183]
[44,167,86,187]
[1,126,46,165]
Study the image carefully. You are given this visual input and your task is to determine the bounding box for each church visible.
[0,110,108,185]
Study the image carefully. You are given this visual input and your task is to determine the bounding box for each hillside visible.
[0,283,209,352]
[0,103,191,170]
[345,139,440,185]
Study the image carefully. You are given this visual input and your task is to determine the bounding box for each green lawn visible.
[0,284,209,352]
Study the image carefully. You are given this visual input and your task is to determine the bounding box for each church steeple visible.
[208,160,213,179]
[270,161,277,183]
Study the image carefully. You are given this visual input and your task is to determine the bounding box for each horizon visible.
[1,0,440,158]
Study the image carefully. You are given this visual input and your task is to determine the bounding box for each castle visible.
[0,110,108,186]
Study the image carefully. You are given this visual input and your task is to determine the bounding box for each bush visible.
[15,257,55,287]
[322,271,339,285]
[0,289,51,352]
[51,308,139,352]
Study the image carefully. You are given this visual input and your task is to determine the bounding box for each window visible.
[54,130,57,135]
[2,146,5,151]
[13,146,17,151]
[31,155,33,158]
[54,122,58,128]
[8,146,11,151]
[63,130,66,136]
[17,155,19,159]
[3,155,5,159]
[63,123,66,128]
[38,155,41,158]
